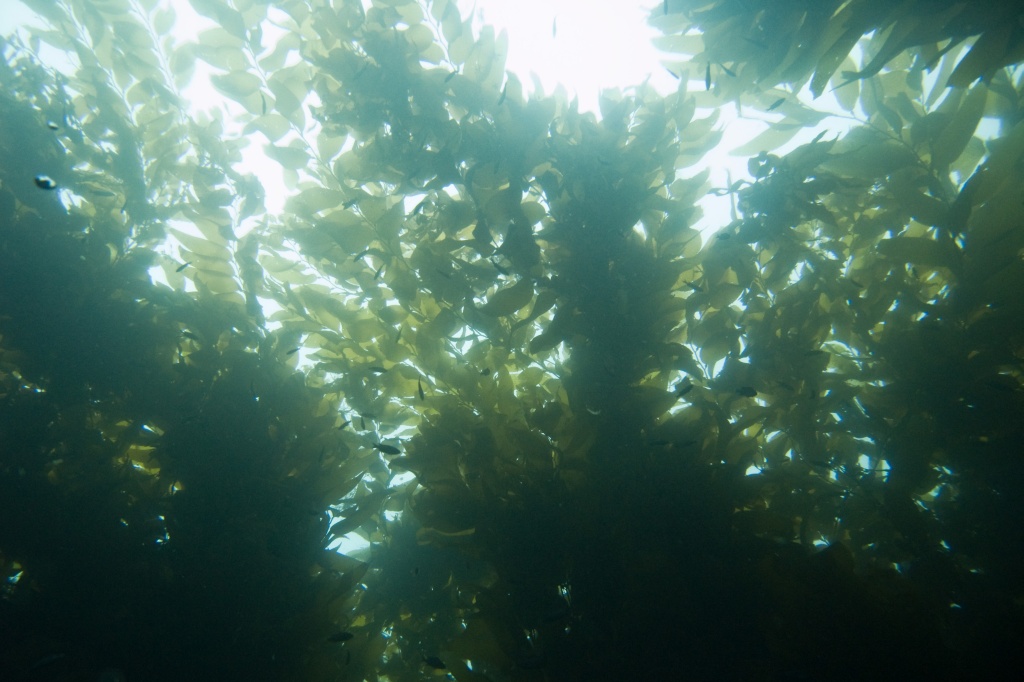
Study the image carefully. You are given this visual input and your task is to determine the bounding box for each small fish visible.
[736,386,757,397]
[260,93,267,115]
[552,17,557,38]
[338,420,351,430]
[373,443,400,455]
[664,0,668,15]
[182,330,200,341]
[767,97,785,111]
[444,71,457,82]
[328,631,354,642]
[665,67,680,79]
[705,63,711,91]
[423,655,446,669]
[498,83,507,105]
[360,415,366,430]
[368,366,387,374]
[676,383,693,397]
[286,348,300,355]
[374,263,385,279]
[353,248,369,261]
[717,233,730,239]
[480,367,490,375]
[418,379,425,401]
[343,198,359,209]
[175,261,191,272]
[412,198,428,214]
[34,175,57,190]
[47,121,59,130]
[718,62,736,77]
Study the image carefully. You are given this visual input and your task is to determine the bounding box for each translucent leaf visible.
[210,71,261,101]
[20,0,71,23]
[32,29,76,52]
[197,27,243,48]
[189,0,247,40]
[169,43,196,85]
[821,141,918,178]
[243,113,290,142]
[965,118,1024,204]
[931,83,987,169]
[478,279,534,317]
[152,6,176,35]
[810,26,862,98]
[259,32,300,72]
[286,187,345,215]
[888,176,948,228]
[268,75,301,116]
[264,144,310,170]
[730,123,804,157]
[405,24,434,52]
[947,24,1014,88]
[448,35,473,65]
[439,1,463,44]
[877,237,959,270]
[195,272,240,295]
[170,228,230,258]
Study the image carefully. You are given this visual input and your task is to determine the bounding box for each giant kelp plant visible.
[1,0,1022,680]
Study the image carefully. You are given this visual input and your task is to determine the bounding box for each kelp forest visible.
[1,0,1023,679]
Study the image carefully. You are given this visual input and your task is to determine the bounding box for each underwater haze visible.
[1,1,1023,680]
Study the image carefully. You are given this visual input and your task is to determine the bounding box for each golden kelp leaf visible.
[821,141,918,178]
[962,118,1024,205]
[633,385,679,418]
[194,272,239,295]
[887,173,948,228]
[708,283,743,309]
[947,23,1014,88]
[268,68,305,119]
[210,70,260,101]
[286,187,346,215]
[520,200,546,225]
[877,237,960,270]
[526,289,557,320]
[243,113,290,142]
[264,143,310,170]
[478,278,533,317]
[810,25,863,98]
[416,525,476,546]
[170,227,230,257]
[730,123,804,157]
[832,55,860,113]
[405,24,435,52]
[329,493,386,538]
[931,83,988,169]
[191,0,246,40]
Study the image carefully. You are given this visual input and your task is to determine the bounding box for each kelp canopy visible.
[1,0,1022,679]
